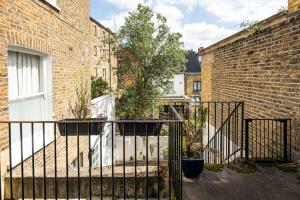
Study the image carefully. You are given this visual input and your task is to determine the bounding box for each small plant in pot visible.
[58,82,106,136]
[182,121,204,178]
[111,4,186,136]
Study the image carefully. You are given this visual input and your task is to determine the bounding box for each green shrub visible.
[228,161,257,173]
[91,78,108,99]
[205,164,224,172]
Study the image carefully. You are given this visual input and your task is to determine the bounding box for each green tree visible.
[114,4,186,119]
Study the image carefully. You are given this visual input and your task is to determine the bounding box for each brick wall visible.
[90,18,118,92]
[0,0,92,150]
[201,12,300,151]
[0,0,93,175]
[185,73,201,97]
[289,0,300,13]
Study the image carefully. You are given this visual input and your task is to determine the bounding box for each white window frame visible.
[193,81,201,92]
[8,46,53,167]
[8,46,53,121]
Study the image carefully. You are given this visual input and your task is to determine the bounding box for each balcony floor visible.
[183,167,300,200]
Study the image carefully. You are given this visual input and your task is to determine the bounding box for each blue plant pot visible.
[182,159,204,178]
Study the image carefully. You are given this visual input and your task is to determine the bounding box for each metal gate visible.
[244,119,292,162]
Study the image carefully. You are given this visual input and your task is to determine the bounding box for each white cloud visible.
[182,22,237,50]
[198,0,287,23]
[99,0,286,50]
[106,0,144,10]
[100,12,128,32]
[154,3,184,32]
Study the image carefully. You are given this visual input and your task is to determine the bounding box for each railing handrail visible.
[0,119,183,123]
[204,102,243,149]
[169,104,184,122]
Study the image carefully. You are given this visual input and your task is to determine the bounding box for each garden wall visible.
[200,11,300,153]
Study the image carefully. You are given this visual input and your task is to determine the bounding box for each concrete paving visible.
[183,167,300,200]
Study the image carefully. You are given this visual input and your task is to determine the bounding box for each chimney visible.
[198,47,205,56]
[288,0,300,13]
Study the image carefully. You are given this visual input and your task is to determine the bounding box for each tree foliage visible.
[114,4,187,119]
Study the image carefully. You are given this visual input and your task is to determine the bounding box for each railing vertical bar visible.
[241,102,244,159]
[65,123,69,200]
[289,120,292,161]
[8,123,13,200]
[283,120,288,162]
[134,123,137,200]
[168,122,171,200]
[157,122,160,200]
[88,123,92,200]
[233,102,237,164]
[260,120,262,160]
[100,122,103,200]
[77,123,80,200]
[42,123,46,200]
[275,121,278,160]
[227,103,230,165]
[267,120,270,159]
[255,120,258,159]
[272,120,274,160]
[180,122,183,200]
[278,121,283,159]
[220,103,223,163]
[245,120,249,161]
[54,123,57,200]
[123,122,126,200]
[31,123,35,200]
[214,102,217,163]
[111,122,115,200]
[207,102,210,163]
[146,123,149,200]
[263,120,266,160]
[20,123,24,200]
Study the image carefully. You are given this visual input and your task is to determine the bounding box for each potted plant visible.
[58,82,106,136]
[182,121,204,178]
[110,5,186,136]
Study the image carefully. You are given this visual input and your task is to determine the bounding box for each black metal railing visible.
[0,105,183,200]
[244,119,292,162]
[202,102,244,164]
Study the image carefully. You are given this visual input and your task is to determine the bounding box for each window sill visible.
[40,0,61,12]
[9,93,45,103]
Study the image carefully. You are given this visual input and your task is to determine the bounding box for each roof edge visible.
[90,17,115,35]
[201,11,287,54]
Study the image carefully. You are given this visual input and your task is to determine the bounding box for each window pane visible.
[8,51,41,98]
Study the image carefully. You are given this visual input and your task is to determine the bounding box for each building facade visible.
[0,0,93,171]
[184,50,201,102]
[90,17,118,91]
[200,1,300,153]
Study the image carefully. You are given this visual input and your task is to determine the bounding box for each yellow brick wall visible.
[201,13,300,151]
[200,52,213,102]
[185,74,201,97]
[0,0,91,149]
[288,0,300,13]
[90,19,118,92]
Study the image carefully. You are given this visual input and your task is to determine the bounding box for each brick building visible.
[90,17,118,91]
[0,0,94,175]
[184,50,201,102]
[200,0,300,153]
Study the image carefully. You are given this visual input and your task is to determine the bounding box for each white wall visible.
[164,73,185,97]
[114,136,169,162]
[91,94,115,166]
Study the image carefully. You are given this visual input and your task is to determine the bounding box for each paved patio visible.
[183,167,300,200]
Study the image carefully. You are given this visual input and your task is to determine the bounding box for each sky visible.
[90,0,287,50]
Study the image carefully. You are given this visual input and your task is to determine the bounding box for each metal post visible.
[283,120,288,162]
[245,119,250,161]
